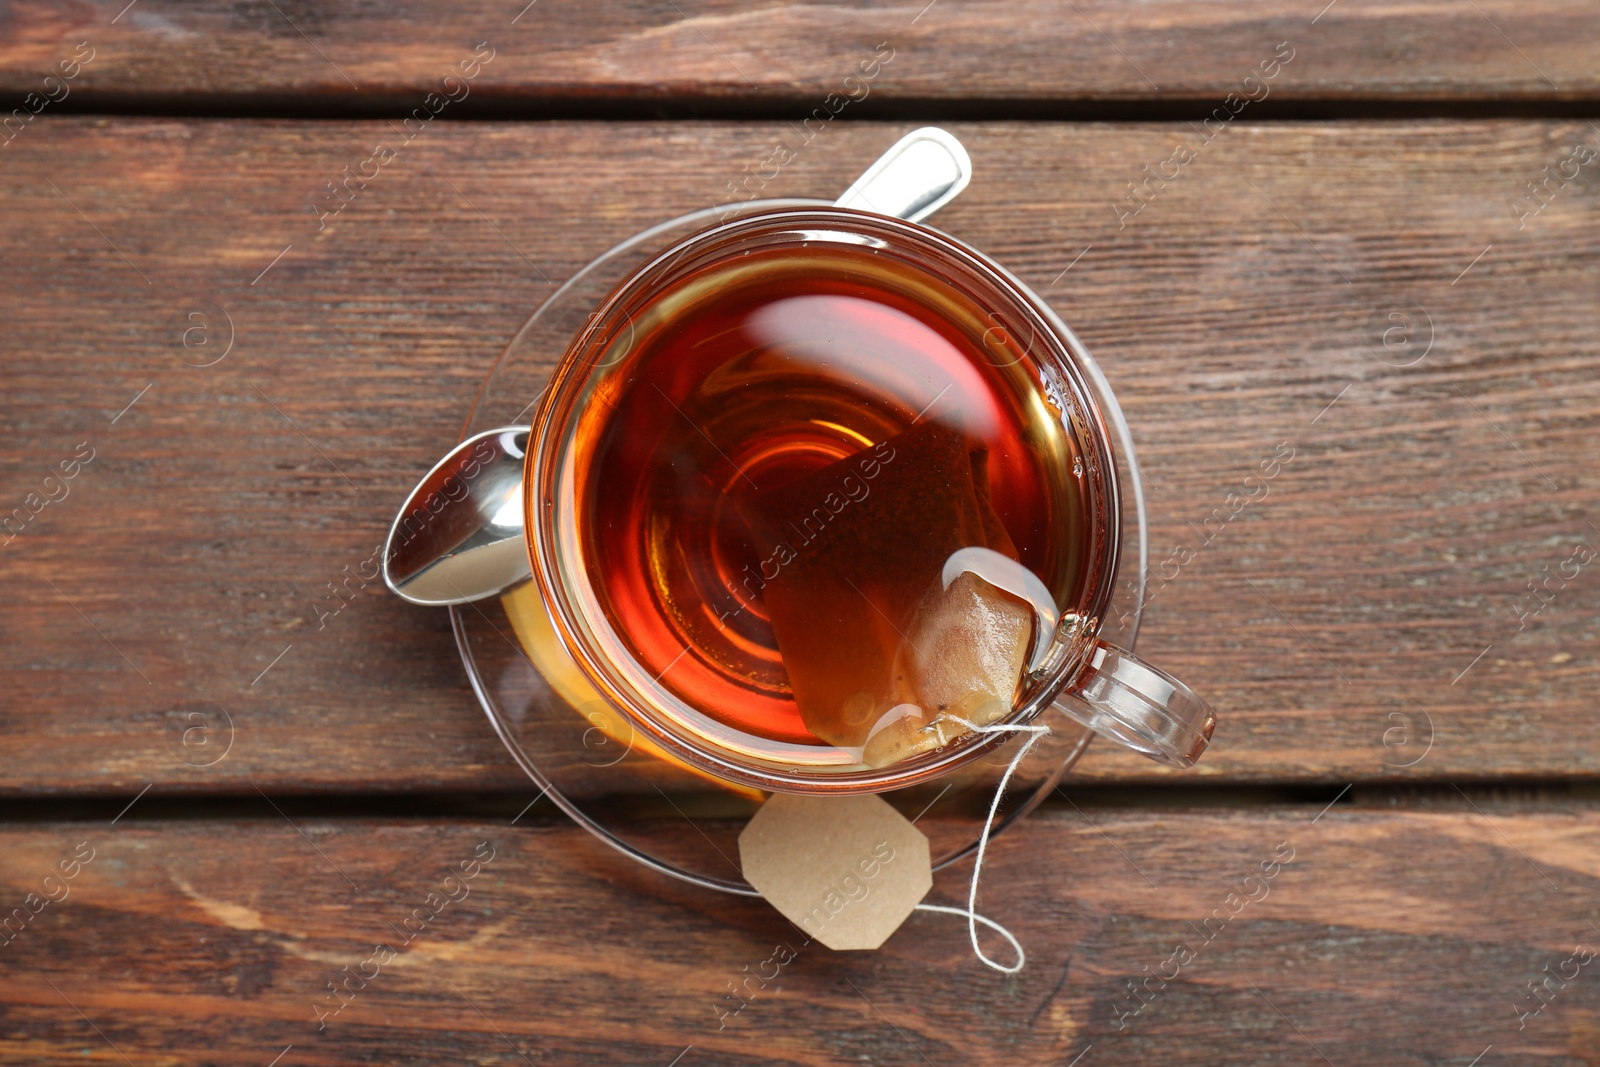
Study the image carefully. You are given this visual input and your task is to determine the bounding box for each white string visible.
[915,714,1051,974]
[913,903,1027,967]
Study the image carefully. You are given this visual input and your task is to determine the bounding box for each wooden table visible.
[4,3,1599,1063]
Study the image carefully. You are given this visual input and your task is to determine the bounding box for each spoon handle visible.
[833,127,972,222]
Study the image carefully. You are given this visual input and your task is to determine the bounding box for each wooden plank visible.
[0,805,1597,1063]
[1,118,1597,793]
[0,1,1597,109]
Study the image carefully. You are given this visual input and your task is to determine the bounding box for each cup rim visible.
[524,206,1123,793]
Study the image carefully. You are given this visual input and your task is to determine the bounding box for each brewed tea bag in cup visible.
[870,571,1033,759]
[737,422,1045,766]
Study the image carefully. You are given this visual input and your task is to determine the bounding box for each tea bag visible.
[737,422,1038,767]
[864,570,1035,765]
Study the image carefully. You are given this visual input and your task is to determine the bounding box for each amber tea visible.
[566,233,1095,770]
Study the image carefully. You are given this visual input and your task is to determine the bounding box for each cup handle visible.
[1050,642,1215,768]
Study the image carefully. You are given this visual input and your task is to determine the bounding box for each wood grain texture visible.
[0,1,1597,108]
[1,118,1597,793]
[1,805,1597,1064]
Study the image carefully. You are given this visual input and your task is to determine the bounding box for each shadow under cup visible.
[525,208,1213,794]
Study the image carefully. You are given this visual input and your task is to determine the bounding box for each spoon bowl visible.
[383,426,530,605]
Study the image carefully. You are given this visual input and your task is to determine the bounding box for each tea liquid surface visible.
[578,241,1088,756]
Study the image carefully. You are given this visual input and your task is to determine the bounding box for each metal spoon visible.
[384,127,973,606]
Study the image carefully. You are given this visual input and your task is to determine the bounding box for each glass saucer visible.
[452,199,1148,895]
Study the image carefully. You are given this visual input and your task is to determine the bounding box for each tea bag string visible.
[913,715,1051,975]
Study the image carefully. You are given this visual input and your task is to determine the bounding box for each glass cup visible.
[524,207,1214,794]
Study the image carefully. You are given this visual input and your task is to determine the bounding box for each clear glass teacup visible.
[523,207,1214,795]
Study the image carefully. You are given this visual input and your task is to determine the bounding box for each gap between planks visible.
[0,781,1595,826]
[34,93,1600,124]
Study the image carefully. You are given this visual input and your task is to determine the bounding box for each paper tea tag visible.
[738,792,932,950]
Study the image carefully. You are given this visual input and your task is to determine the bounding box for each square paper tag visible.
[738,792,932,950]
